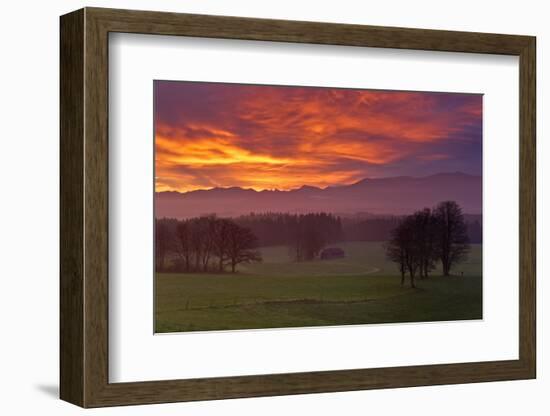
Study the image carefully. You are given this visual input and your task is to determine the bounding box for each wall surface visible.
[0,0,546,414]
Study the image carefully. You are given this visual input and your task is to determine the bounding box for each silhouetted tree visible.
[433,201,470,276]
[157,216,263,273]
[411,208,438,279]
[201,216,218,271]
[189,217,207,271]
[226,222,262,272]
[385,227,407,285]
[155,219,172,272]
[212,218,233,272]
[174,220,192,272]
[401,216,421,288]
[385,216,421,288]
[385,201,471,286]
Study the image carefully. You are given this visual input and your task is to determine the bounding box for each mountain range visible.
[155,172,482,219]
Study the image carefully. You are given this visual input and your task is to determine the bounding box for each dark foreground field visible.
[155,242,482,333]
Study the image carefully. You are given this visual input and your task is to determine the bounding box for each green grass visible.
[155,242,482,333]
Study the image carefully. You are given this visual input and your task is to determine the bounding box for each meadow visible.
[155,242,482,333]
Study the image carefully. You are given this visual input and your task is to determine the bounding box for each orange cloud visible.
[154,82,482,192]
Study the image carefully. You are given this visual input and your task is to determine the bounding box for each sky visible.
[155,81,482,193]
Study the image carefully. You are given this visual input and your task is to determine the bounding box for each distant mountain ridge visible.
[156,172,482,219]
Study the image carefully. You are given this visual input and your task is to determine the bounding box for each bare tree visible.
[212,218,232,272]
[433,201,470,276]
[411,208,438,279]
[385,216,421,288]
[226,222,262,273]
[174,220,191,272]
[189,218,206,271]
[401,217,421,288]
[386,201,471,286]
[155,219,171,272]
[162,217,263,273]
[385,228,407,286]
[201,216,218,272]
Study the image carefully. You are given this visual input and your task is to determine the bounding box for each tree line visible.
[343,216,481,243]
[156,202,475,276]
[221,212,481,245]
[385,201,470,288]
[234,212,342,250]
[155,212,344,272]
[156,216,262,273]
[285,213,342,261]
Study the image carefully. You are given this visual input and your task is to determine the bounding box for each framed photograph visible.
[60,7,536,407]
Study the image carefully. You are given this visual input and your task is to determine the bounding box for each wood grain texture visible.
[518,38,536,375]
[59,8,84,407]
[89,7,532,55]
[59,7,537,408]
[83,10,110,406]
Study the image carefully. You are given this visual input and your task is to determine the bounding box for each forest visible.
[155,203,480,275]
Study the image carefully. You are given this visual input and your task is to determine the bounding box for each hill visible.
[155,172,482,219]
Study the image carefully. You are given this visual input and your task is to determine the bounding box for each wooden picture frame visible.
[60,7,536,408]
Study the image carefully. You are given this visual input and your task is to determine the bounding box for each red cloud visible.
[155,83,481,192]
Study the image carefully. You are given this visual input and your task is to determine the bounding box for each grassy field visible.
[155,242,482,333]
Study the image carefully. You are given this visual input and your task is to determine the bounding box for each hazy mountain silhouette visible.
[156,172,482,219]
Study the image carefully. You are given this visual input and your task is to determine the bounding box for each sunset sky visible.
[154,81,482,193]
